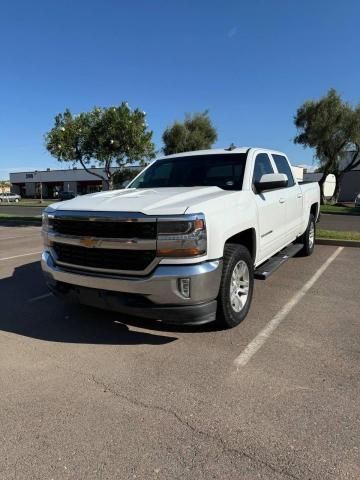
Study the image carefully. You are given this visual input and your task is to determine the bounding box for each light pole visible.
[35,171,43,204]
[40,172,43,204]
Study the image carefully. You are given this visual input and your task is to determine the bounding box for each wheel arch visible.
[224,228,256,261]
[310,202,319,221]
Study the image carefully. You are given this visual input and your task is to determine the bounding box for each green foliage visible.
[294,89,360,202]
[294,89,353,170]
[45,103,156,189]
[0,180,10,193]
[162,111,217,155]
[89,104,156,171]
[112,167,141,188]
[316,229,360,241]
[45,109,91,163]
[320,204,360,216]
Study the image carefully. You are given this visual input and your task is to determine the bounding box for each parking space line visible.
[234,247,344,368]
[29,292,53,302]
[0,251,42,261]
[0,235,39,241]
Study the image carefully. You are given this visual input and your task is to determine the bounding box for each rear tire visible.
[216,244,254,329]
[297,213,315,256]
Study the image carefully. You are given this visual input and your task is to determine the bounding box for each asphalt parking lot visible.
[319,213,360,232]
[0,225,359,480]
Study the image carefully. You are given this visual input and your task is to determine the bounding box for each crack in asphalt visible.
[0,336,312,480]
[0,338,308,480]
[89,374,303,480]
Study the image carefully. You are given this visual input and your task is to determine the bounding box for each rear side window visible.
[252,153,274,185]
[272,154,295,187]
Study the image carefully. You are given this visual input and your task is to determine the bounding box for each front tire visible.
[216,244,254,329]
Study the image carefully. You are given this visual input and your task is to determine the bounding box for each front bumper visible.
[41,251,222,325]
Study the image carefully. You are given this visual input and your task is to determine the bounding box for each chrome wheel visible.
[309,221,315,249]
[229,260,249,313]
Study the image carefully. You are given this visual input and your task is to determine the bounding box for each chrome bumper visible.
[41,250,222,306]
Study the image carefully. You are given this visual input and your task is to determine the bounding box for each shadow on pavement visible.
[0,261,178,346]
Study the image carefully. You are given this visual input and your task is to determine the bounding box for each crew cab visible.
[41,147,320,328]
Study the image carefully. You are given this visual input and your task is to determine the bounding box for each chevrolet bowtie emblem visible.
[80,237,97,248]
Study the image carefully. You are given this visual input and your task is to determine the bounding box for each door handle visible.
[297,194,303,198]
[279,198,286,203]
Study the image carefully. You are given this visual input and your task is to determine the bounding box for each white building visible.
[292,165,304,182]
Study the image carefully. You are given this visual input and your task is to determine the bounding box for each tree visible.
[0,180,10,194]
[45,103,156,190]
[89,104,156,189]
[162,111,217,155]
[294,89,360,203]
[112,167,141,188]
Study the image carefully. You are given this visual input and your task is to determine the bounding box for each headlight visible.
[42,211,49,231]
[157,214,207,257]
[42,209,55,246]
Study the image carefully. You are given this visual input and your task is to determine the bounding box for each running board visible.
[254,243,304,280]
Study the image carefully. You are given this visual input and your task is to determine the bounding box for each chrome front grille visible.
[53,243,156,272]
[52,218,157,239]
[49,211,158,275]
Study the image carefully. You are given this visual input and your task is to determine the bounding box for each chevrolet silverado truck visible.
[41,147,320,328]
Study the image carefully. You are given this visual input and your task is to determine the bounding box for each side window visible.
[272,154,295,187]
[252,153,274,185]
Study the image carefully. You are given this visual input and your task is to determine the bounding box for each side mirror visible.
[255,173,288,192]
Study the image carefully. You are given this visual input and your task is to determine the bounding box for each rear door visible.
[252,152,286,261]
[271,154,303,242]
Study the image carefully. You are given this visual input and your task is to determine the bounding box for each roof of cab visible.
[157,147,250,160]
[156,147,286,161]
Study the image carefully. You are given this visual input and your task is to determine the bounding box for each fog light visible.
[178,278,191,298]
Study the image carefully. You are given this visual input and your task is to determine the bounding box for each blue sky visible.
[0,0,359,179]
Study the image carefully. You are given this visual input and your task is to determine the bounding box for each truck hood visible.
[49,187,234,215]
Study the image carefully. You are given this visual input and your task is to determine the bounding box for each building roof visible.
[303,172,323,182]
[10,165,139,175]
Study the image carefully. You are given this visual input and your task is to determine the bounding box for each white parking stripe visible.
[234,247,344,368]
[29,292,53,302]
[0,235,39,241]
[0,251,42,261]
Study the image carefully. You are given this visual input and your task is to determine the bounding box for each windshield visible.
[129,153,247,190]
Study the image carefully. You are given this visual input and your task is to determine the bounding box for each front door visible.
[271,154,303,242]
[252,153,286,262]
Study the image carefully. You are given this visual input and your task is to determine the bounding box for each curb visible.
[320,212,360,217]
[316,238,360,248]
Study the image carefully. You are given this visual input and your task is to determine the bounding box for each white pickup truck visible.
[41,147,320,328]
